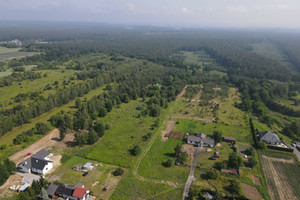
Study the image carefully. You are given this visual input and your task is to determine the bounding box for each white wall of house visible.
[31,162,53,174]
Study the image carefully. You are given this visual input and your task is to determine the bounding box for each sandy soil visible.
[242,183,263,200]
[252,176,262,186]
[161,120,176,141]
[182,144,196,157]
[0,174,23,198]
[261,155,298,200]
[169,131,184,139]
[176,85,188,99]
[9,129,60,164]
[171,116,212,122]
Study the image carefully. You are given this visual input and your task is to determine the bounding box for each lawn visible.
[47,156,123,199]
[138,137,189,185]
[0,47,39,62]
[86,100,157,167]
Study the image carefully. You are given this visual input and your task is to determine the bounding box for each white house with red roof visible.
[72,187,89,200]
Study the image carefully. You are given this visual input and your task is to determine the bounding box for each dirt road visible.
[182,147,200,200]
[176,85,188,99]
[9,128,60,164]
[171,116,212,122]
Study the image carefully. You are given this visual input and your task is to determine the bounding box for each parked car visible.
[82,172,88,176]
[291,143,296,147]
[25,152,32,157]
[209,157,216,160]
[214,154,220,158]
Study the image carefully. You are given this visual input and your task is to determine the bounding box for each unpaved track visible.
[161,120,176,141]
[171,116,212,122]
[176,85,188,99]
[182,147,200,200]
[9,128,60,164]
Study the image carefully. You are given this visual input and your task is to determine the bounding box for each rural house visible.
[258,131,280,145]
[72,187,90,200]
[18,149,53,174]
[187,133,214,147]
[223,137,236,144]
[82,162,93,171]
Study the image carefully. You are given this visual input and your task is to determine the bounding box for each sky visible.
[0,0,299,29]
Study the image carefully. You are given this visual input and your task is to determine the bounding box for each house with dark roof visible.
[187,134,214,147]
[17,149,53,174]
[56,184,75,199]
[201,138,215,147]
[47,182,64,198]
[258,131,280,145]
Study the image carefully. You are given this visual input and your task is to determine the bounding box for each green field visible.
[0,47,38,62]
[250,42,292,67]
[86,100,157,167]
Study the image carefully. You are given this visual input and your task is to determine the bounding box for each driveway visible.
[293,147,300,161]
[182,147,201,200]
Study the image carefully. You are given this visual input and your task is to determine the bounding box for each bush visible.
[205,169,220,179]
[246,157,257,168]
[228,152,243,168]
[162,159,173,167]
[113,167,124,176]
[227,179,242,196]
[213,130,223,143]
[245,147,255,156]
[214,161,227,170]
[130,145,141,156]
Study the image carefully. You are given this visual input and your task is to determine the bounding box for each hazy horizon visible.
[0,0,299,29]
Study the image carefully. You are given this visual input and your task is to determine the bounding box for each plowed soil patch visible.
[242,183,263,200]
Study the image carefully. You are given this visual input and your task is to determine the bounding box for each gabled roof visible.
[223,137,236,141]
[56,185,74,196]
[187,136,201,143]
[196,133,207,139]
[258,131,280,144]
[83,162,92,169]
[72,187,89,199]
[202,138,215,146]
[19,157,31,169]
[32,149,50,159]
[31,158,52,170]
[47,182,64,196]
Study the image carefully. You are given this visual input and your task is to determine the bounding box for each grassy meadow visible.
[0,47,39,62]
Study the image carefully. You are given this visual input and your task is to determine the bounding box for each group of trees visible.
[0,159,15,186]
[17,178,48,200]
[0,71,42,87]
[13,122,49,145]
[174,144,188,164]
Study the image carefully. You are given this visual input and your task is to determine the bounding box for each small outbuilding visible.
[223,137,236,144]
[82,162,93,171]
[202,192,213,200]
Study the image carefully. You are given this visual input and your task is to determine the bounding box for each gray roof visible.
[31,158,52,170]
[75,183,84,188]
[187,136,201,143]
[202,138,215,146]
[32,149,50,159]
[19,157,32,169]
[258,131,280,144]
[196,133,207,139]
[83,162,92,169]
[203,192,213,199]
[47,182,64,196]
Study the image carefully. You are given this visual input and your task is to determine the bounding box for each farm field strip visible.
[260,153,300,200]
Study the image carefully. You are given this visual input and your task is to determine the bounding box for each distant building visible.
[223,137,236,144]
[18,149,53,174]
[202,192,213,200]
[187,133,214,147]
[258,131,280,145]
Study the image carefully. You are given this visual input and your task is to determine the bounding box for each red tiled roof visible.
[72,187,89,198]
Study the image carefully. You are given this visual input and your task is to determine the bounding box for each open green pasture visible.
[0,47,39,62]
[173,119,251,142]
[86,100,157,167]
[138,137,189,185]
[250,42,292,67]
